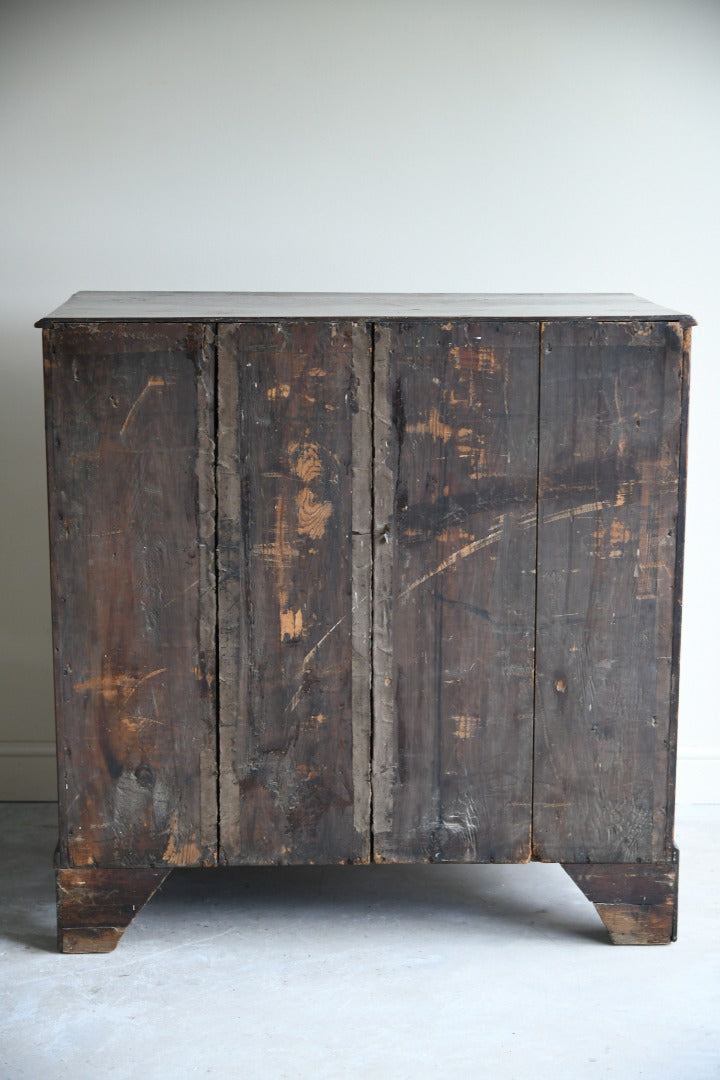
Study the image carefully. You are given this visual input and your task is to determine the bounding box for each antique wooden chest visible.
[38,292,692,951]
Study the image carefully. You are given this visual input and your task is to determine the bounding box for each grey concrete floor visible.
[1,804,718,1080]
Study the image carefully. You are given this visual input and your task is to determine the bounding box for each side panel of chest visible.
[533,320,686,863]
[45,323,217,868]
[217,322,372,864]
[372,320,539,862]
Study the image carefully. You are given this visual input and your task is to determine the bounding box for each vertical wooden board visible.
[373,321,539,862]
[217,321,371,865]
[44,323,217,868]
[534,320,684,863]
[665,326,692,849]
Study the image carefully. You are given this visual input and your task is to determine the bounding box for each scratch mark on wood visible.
[120,714,163,733]
[73,667,166,704]
[161,578,200,608]
[542,500,608,525]
[119,376,175,436]
[285,593,370,714]
[399,527,505,599]
[400,499,614,600]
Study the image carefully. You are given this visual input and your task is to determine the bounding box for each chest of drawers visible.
[38,292,691,951]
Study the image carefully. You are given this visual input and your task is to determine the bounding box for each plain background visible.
[1,0,718,802]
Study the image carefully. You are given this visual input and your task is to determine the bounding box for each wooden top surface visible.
[36,291,695,326]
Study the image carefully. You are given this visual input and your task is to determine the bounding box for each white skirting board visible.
[0,742,57,801]
[0,742,717,804]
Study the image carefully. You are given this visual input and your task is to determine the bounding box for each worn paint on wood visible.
[44,323,217,868]
[534,320,685,863]
[563,853,678,944]
[56,867,170,953]
[42,299,692,950]
[372,320,539,862]
[217,322,371,864]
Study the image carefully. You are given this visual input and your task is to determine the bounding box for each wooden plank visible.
[373,320,539,862]
[217,321,371,865]
[57,867,170,953]
[563,854,678,945]
[37,292,695,326]
[665,327,692,850]
[351,325,373,853]
[44,323,217,868]
[534,320,685,863]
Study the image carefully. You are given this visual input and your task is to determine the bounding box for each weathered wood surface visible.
[43,302,691,951]
[44,323,217,868]
[665,327,692,848]
[373,320,539,862]
[217,321,371,864]
[37,292,695,326]
[56,867,170,953]
[534,321,685,863]
[563,854,678,944]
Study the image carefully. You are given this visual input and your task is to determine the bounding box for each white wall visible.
[1,0,718,801]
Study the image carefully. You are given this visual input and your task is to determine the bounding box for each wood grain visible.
[665,327,692,851]
[217,321,371,865]
[57,867,170,953]
[373,320,539,862]
[42,301,691,950]
[44,323,217,868]
[563,854,678,944]
[533,320,685,863]
[37,292,695,326]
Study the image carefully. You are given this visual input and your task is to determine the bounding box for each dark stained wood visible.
[373,320,539,862]
[57,867,170,953]
[41,296,692,950]
[36,292,695,326]
[217,321,371,865]
[44,323,217,869]
[665,327,692,850]
[533,321,685,863]
[563,854,678,945]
